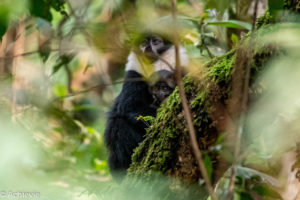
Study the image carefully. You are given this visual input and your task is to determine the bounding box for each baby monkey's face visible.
[149,70,176,106]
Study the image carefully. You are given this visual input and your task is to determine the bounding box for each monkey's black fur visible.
[104,70,156,179]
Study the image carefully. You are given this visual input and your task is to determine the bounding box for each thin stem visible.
[0,49,59,60]
[171,0,218,199]
[53,77,143,101]
[64,64,73,93]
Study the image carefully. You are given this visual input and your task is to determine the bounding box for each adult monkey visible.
[104,34,189,180]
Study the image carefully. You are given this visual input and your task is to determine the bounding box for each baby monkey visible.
[149,70,176,109]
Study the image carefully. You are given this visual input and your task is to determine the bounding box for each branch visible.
[53,77,143,101]
[63,64,73,93]
[171,0,218,199]
[0,49,59,60]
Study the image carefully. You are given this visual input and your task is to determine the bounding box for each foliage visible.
[1,0,300,200]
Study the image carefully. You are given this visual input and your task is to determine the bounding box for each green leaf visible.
[268,0,284,16]
[0,6,9,40]
[207,20,252,31]
[203,155,213,181]
[252,185,282,199]
[237,192,254,200]
[231,33,239,46]
[53,83,67,97]
[47,0,65,12]
[143,116,155,122]
[94,159,109,172]
[137,115,155,122]
[29,0,66,22]
[29,0,52,22]
[205,0,230,15]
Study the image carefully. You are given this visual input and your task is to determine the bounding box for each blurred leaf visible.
[29,0,66,22]
[268,0,284,16]
[204,0,230,15]
[29,0,52,21]
[207,20,252,31]
[179,16,201,23]
[236,166,279,187]
[252,185,282,199]
[53,127,63,133]
[220,148,234,162]
[73,105,101,111]
[137,115,155,122]
[231,33,238,46]
[216,132,226,144]
[86,127,98,136]
[237,192,254,200]
[47,0,65,12]
[0,6,9,40]
[53,83,67,97]
[94,159,108,172]
[143,116,155,122]
[204,155,212,181]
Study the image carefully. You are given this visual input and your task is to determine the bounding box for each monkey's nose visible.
[144,45,152,53]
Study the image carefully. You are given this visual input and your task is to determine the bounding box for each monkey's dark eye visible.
[151,36,163,45]
[161,86,171,91]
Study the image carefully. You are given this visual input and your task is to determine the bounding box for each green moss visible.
[256,11,274,30]
[207,50,236,85]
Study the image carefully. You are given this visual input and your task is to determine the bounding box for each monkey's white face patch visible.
[125,46,189,77]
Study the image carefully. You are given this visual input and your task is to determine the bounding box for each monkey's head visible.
[125,33,189,77]
[149,70,176,107]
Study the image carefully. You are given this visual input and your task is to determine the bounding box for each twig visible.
[64,64,73,93]
[199,19,213,58]
[0,49,59,60]
[171,0,218,199]
[252,0,260,30]
[53,77,143,100]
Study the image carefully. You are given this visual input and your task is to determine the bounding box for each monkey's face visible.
[149,70,176,106]
[150,81,175,103]
[139,35,172,62]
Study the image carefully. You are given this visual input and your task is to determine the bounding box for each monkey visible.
[104,34,189,180]
[148,70,176,109]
